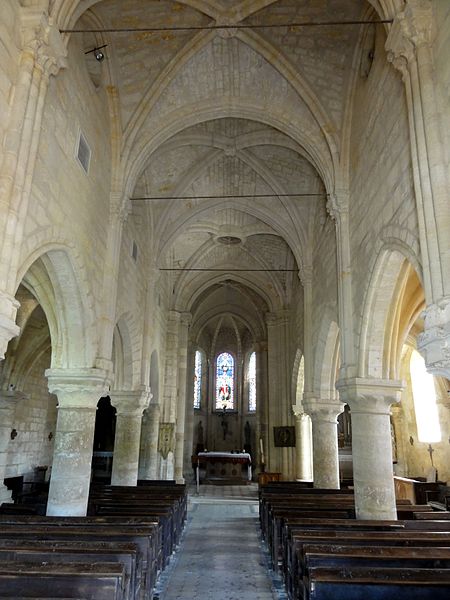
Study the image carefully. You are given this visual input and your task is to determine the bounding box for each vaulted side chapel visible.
[0,0,449,539]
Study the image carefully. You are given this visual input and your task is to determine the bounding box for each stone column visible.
[326,192,356,380]
[386,2,450,378]
[338,378,403,520]
[159,312,181,477]
[142,403,161,479]
[266,311,294,477]
[45,368,109,516]
[305,399,343,489]
[0,10,66,295]
[183,348,195,478]
[110,388,151,486]
[174,313,191,484]
[0,391,19,503]
[292,407,313,481]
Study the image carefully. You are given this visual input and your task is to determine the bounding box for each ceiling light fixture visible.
[84,44,108,61]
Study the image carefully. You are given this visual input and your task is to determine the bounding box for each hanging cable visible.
[61,20,392,34]
[159,268,298,272]
[132,193,324,201]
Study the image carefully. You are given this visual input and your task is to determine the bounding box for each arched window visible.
[215,352,235,410]
[410,350,441,443]
[248,352,256,412]
[193,350,202,410]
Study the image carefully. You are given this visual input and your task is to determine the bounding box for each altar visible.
[193,452,252,490]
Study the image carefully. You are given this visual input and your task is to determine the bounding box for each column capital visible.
[386,0,434,75]
[179,311,192,327]
[110,192,131,224]
[326,189,349,222]
[298,264,313,287]
[336,377,404,414]
[45,368,110,409]
[417,298,450,378]
[0,291,21,360]
[303,397,344,423]
[265,309,290,326]
[20,9,67,76]
[110,387,152,417]
[291,404,309,421]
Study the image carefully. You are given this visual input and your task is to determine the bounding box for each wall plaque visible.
[273,426,296,447]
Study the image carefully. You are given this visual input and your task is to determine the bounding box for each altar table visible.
[194,452,252,492]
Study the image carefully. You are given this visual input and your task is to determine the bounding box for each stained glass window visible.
[193,350,202,409]
[248,352,256,412]
[215,352,235,410]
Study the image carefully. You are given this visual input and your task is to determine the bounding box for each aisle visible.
[157,485,282,600]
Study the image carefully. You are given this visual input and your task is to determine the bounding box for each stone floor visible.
[155,484,286,600]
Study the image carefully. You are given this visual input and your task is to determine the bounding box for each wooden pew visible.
[299,547,450,600]
[304,567,450,600]
[288,529,450,600]
[0,562,126,600]
[0,523,157,600]
[0,539,138,600]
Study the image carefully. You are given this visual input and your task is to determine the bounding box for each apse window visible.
[410,349,441,443]
[215,352,235,410]
[193,350,202,410]
[76,130,91,174]
[248,352,256,412]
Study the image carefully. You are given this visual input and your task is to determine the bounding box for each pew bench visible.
[303,566,450,600]
[0,561,126,600]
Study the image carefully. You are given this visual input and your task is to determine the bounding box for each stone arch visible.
[16,247,97,369]
[112,313,139,391]
[359,244,423,379]
[313,318,340,400]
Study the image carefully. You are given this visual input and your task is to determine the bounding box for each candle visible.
[260,438,265,464]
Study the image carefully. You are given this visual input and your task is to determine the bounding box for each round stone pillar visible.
[306,402,343,489]
[110,389,151,486]
[140,402,161,480]
[45,368,109,516]
[292,406,313,481]
[0,391,19,503]
[338,378,403,520]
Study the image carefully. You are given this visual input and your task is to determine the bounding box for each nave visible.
[157,484,282,600]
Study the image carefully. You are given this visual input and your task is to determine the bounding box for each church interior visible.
[0,0,450,598]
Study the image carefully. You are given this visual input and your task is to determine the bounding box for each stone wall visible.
[6,348,56,479]
[20,33,112,339]
[349,26,419,351]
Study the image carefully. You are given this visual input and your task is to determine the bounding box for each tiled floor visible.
[156,484,286,600]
